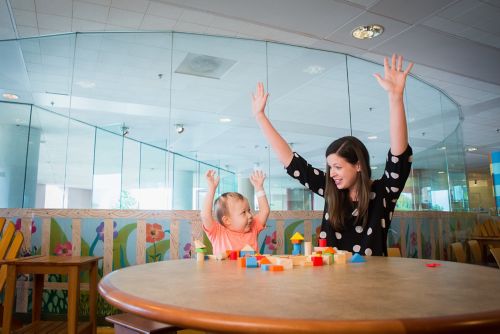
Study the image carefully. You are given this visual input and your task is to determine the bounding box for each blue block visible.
[292,243,301,255]
[246,257,258,268]
[261,264,270,271]
[240,250,255,257]
[350,253,366,263]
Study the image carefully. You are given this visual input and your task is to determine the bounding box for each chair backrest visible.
[451,242,466,263]
[0,217,6,233]
[491,248,500,268]
[467,240,482,265]
[0,221,24,291]
[387,247,402,257]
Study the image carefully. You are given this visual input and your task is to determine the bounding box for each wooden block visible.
[269,265,284,271]
[276,258,293,270]
[335,252,346,264]
[291,256,307,266]
[237,257,246,267]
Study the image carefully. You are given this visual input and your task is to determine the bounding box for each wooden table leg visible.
[32,273,45,323]
[89,261,98,334]
[2,264,17,334]
[67,266,80,334]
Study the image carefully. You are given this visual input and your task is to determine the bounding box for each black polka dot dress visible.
[286,145,413,256]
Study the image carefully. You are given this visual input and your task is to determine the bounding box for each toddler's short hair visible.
[214,192,245,225]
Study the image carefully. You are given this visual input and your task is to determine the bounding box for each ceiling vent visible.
[175,53,237,79]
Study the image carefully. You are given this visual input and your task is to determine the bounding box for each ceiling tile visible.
[438,0,481,20]
[369,0,455,24]
[16,24,39,37]
[452,2,500,35]
[372,26,500,86]
[179,9,214,26]
[111,0,149,13]
[73,1,109,22]
[37,13,72,31]
[107,7,144,28]
[13,9,38,27]
[72,18,106,31]
[11,0,36,11]
[35,0,72,17]
[139,14,176,30]
[81,0,112,5]
[146,2,183,19]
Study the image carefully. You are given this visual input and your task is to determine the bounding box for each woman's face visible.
[327,153,360,191]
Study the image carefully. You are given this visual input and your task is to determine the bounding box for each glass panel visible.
[0,40,33,104]
[0,102,31,208]
[172,154,197,210]
[441,94,468,211]
[93,129,122,208]
[121,138,140,209]
[139,143,167,209]
[27,106,69,208]
[405,76,448,211]
[19,34,76,116]
[267,43,351,210]
[169,33,266,196]
[65,119,95,208]
[71,32,173,148]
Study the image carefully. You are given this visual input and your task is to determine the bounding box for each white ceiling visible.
[1,0,499,178]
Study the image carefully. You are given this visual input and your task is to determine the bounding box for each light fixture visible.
[2,93,19,100]
[219,117,231,123]
[466,147,477,152]
[438,171,445,174]
[370,166,378,170]
[175,124,185,134]
[352,24,384,40]
[367,135,378,140]
[438,146,446,150]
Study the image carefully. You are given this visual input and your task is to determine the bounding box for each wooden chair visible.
[387,247,402,257]
[490,248,500,268]
[0,219,25,327]
[467,240,483,265]
[450,242,466,263]
[105,313,181,334]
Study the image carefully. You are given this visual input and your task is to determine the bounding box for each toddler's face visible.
[225,198,253,233]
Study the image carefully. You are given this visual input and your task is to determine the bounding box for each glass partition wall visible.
[0,32,468,211]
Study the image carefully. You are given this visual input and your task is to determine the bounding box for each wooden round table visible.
[98,257,500,333]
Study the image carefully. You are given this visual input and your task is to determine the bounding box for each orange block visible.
[325,247,336,254]
[259,257,271,265]
[269,265,284,271]
[237,257,246,267]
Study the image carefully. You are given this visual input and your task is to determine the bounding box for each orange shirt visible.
[203,218,264,255]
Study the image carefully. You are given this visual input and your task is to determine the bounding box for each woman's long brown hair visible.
[324,136,371,231]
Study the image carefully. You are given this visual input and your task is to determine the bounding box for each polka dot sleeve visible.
[380,145,413,212]
[285,152,326,197]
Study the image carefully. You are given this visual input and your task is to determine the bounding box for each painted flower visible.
[410,232,417,247]
[146,223,165,243]
[264,231,277,251]
[15,218,37,234]
[183,242,192,259]
[96,221,118,241]
[54,242,72,256]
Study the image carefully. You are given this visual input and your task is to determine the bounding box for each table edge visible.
[98,271,500,334]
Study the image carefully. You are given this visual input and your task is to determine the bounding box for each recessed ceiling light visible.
[438,171,445,174]
[367,135,378,140]
[219,118,231,123]
[438,146,446,150]
[352,24,384,40]
[370,166,378,169]
[76,80,96,89]
[2,93,19,100]
[466,147,477,152]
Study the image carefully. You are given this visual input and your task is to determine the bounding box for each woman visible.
[252,54,413,256]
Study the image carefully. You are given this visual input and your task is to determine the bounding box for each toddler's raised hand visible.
[205,170,220,191]
[250,170,266,190]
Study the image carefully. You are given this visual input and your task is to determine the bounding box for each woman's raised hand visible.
[374,54,413,96]
[252,82,269,118]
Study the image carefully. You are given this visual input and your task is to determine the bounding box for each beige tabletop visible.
[98,257,500,333]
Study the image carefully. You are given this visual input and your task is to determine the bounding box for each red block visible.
[319,239,327,247]
[229,250,238,260]
[312,256,323,266]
